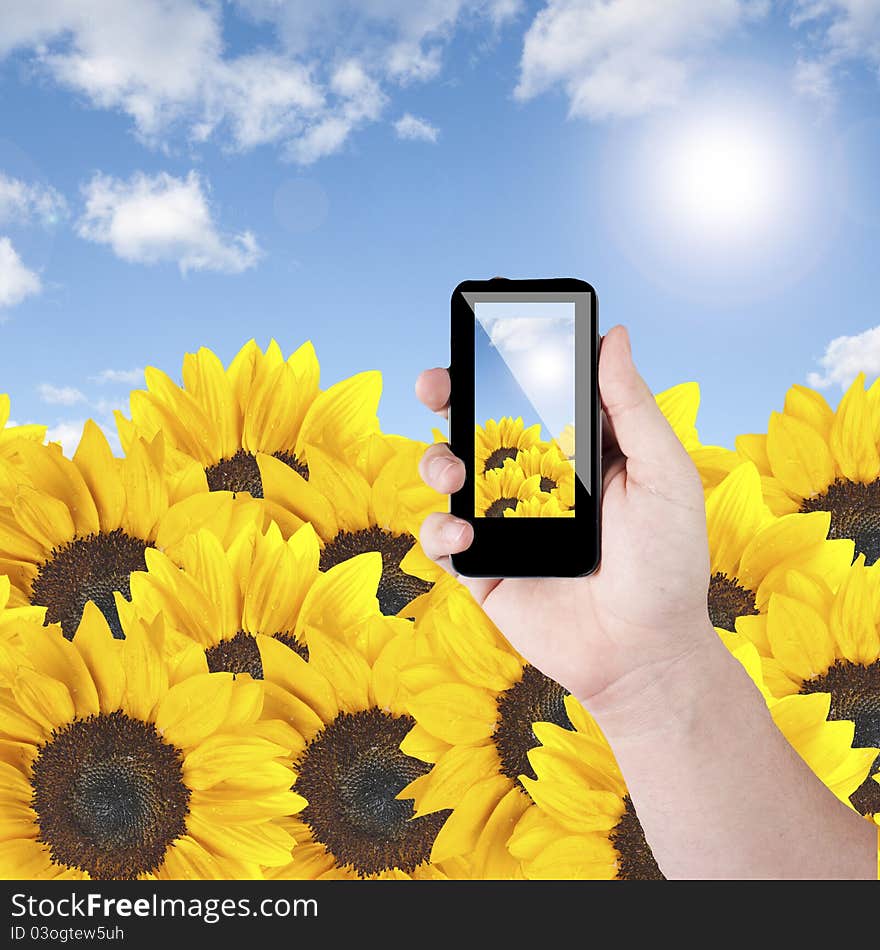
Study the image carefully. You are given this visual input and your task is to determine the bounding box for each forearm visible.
[586,628,877,880]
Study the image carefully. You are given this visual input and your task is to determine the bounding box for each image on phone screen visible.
[474,300,577,518]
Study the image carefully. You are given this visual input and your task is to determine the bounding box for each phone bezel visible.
[449,277,601,578]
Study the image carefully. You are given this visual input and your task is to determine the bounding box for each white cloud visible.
[790,1,880,107]
[394,113,440,142]
[808,325,880,389]
[45,420,86,456]
[91,368,145,385]
[77,171,261,274]
[793,57,837,110]
[514,0,767,119]
[38,383,87,406]
[0,237,41,310]
[486,315,574,351]
[0,1,519,163]
[0,173,67,225]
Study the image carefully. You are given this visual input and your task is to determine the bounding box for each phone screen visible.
[471,292,591,519]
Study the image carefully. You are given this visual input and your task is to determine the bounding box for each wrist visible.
[581,622,736,747]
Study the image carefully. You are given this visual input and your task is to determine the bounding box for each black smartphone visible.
[449,277,600,577]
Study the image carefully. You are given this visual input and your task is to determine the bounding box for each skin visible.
[416,324,877,880]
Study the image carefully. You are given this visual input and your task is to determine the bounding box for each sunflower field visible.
[0,340,878,880]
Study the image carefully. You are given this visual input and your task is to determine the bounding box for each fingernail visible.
[430,456,459,482]
[442,519,469,543]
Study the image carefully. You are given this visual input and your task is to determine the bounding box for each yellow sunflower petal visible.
[429,774,511,864]
[12,486,75,552]
[186,813,295,866]
[121,436,168,541]
[403,743,499,817]
[257,453,338,540]
[518,774,623,835]
[298,552,381,635]
[705,463,772,577]
[154,674,233,750]
[18,627,99,719]
[256,635,337,724]
[470,785,531,879]
[830,374,880,482]
[767,412,836,500]
[73,421,125,532]
[735,433,771,475]
[184,735,290,790]
[182,348,241,460]
[739,511,833,596]
[12,667,74,734]
[399,723,451,763]
[784,385,834,438]
[71,602,124,712]
[830,562,880,664]
[765,593,836,683]
[296,370,381,456]
[304,628,371,713]
[524,834,617,880]
[408,683,498,745]
[121,618,168,722]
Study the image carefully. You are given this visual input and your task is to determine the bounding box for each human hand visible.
[417,325,714,714]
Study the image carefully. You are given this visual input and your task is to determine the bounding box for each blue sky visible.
[475,302,575,443]
[2,1,880,453]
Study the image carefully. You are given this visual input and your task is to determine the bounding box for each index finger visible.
[415,368,450,419]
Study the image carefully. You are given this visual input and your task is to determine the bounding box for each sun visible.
[659,113,788,240]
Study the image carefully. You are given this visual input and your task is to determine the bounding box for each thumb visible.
[599,326,693,478]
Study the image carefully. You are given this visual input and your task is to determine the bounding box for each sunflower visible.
[504,495,574,518]
[736,375,880,562]
[510,632,875,879]
[655,382,739,493]
[475,463,549,518]
[0,422,261,639]
[252,607,454,878]
[257,433,443,617]
[734,558,880,816]
[129,521,389,678]
[398,577,619,878]
[475,418,544,475]
[705,462,855,632]
[0,605,302,880]
[117,339,381,499]
[512,444,575,509]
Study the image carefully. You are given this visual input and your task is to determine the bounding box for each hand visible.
[417,325,714,710]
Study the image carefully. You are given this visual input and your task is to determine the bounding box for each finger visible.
[415,368,450,419]
[599,326,693,477]
[419,442,466,494]
[420,512,473,560]
[419,512,501,604]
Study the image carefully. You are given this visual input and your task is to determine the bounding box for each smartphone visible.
[449,277,600,577]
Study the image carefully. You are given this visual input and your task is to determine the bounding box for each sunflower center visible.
[800,479,880,566]
[204,449,309,498]
[295,709,450,877]
[205,631,264,678]
[707,572,759,632]
[539,476,557,493]
[494,666,574,786]
[319,527,432,616]
[30,530,151,640]
[204,630,309,676]
[801,659,880,816]
[610,796,665,881]
[485,497,519,518]
[30,711,189,880]
[483,447,519,473]
[273,632,310,661]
